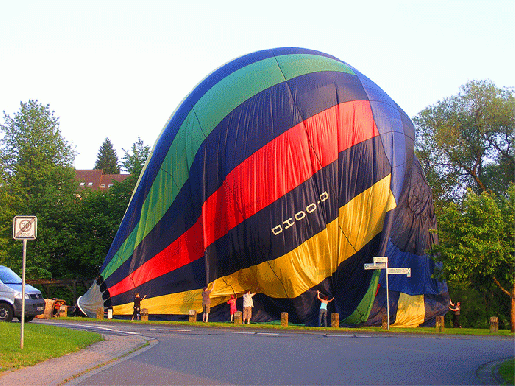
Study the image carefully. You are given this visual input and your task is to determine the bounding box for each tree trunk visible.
[511,282,515,333]
[493,277,515,332]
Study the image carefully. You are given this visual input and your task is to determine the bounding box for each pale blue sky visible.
[1,0,513,169]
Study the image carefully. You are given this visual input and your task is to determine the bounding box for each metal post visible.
[20,239,27,349]
[385,257,390,331]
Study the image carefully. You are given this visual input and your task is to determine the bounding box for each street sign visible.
[373,256,388,264]
[387,267,411,277]
[12,215,37,350]
[363,256,412,330]
[364,263,387,270]
[13,216,37,240]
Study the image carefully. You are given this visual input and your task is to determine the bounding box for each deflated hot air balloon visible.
[81,47,448,327]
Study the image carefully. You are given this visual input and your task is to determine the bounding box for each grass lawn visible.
[0,322,102,373]
[63,315,515,336]
[498,358,515,385]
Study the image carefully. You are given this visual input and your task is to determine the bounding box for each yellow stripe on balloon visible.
[391,292,426,328]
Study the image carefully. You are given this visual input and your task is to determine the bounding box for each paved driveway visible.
[54,322,513,385]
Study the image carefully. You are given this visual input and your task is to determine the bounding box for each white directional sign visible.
[363,256,412,330]
[13,216,37,240]
[373,256,388,264]
[364,263,387,270]
[387,267,411,277]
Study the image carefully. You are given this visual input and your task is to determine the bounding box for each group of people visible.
[135,286,334,327]
[133,289,461,328]
[203,283,256,324]
[226,291,256,324]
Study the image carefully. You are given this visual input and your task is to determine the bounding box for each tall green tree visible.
[0,100,78,278]
[414,80,514,204]
[68,179,135,278]
[414,81,515,329]
[430,185,515,331]
[94,137,119,174]
[121,137,150,176]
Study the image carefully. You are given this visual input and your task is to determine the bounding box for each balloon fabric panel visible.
[111,175,395,315]
[102,71,368,281]
[94,47,448,327]
[106,100,381,297]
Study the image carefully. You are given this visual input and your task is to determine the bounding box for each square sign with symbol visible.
[13,216,37,240]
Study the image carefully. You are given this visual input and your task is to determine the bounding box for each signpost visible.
[364,256,411,330]
[13,216,37,350]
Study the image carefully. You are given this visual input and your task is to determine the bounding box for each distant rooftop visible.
[75,169,130,191]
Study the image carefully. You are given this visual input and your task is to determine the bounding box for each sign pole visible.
[20,239,27,349]
[385,257,390,330]
[13,216,37,350]
[364,257,411,331]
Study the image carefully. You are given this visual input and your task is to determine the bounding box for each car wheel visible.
[0,303,14,322]
[24,316,34,322]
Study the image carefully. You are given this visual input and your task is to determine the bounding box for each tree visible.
[68,181,134,278]
[414,80,514,204]
[414,81,515,330]
[121,137,150,175]
[430,185,515,331]
[0,100,78,278]
[94,138,119,174]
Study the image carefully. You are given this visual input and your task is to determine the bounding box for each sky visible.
[1,0,513,170]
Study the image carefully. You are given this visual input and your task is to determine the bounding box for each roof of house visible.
[75,170,130,190]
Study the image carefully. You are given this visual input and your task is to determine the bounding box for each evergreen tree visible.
[94,138,119,174]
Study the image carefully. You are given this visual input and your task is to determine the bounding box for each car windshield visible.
[0,267,23,284]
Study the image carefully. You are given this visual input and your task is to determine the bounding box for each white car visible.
[0,265,45,322]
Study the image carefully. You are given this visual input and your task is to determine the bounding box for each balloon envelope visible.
[95,48,448,326]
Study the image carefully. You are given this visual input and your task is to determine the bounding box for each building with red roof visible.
[75,170,130,191]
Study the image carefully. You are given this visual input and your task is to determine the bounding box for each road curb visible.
[476,357,510,385]
[64,335,157,385]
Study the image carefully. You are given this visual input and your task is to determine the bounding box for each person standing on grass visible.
[449,300,462,328]
[317,290,334,327]
[243,290,256,324]
[132,293,146,321]
[227,294,238,322]
[202,282,215,322]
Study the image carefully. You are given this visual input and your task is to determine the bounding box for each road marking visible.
[325,334,373,338]
[232,331,256,335]
[257,332,279,336]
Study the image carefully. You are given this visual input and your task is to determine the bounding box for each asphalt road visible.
[44,321,514,385]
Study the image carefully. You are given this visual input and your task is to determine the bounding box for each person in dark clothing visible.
[132,293,146,321]
[449,301,461,328]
